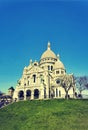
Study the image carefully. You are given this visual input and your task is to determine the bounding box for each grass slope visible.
[0,99,88,130]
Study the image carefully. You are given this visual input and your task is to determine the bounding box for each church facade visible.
[13,42,75,100]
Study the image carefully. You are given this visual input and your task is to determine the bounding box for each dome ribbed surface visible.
[41,49,57,59]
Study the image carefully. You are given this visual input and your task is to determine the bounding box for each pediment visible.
[26,65,44,74]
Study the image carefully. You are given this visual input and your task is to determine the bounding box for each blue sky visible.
[0,0,88,93]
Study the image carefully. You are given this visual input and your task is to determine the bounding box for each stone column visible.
[24,91,26,100]
[54,88,56,98]
[46,71,50,99]
[39,89,44,99]
[31,90,34,100]
[57,88,59,98]
[39,90,41,99]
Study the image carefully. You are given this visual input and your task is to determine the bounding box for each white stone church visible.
[13,42,75,100]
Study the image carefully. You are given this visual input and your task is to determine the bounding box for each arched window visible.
[26,90,31,99]
[49,88,51,98]
[56,88,58,97]
[48,65,50,70]
[56,71,59,74]
[24,83,26,86]
[33,74,36,83]
[48,65,53,71]
[34,89,39,99]
[44,87,46,98]
[18,90,24,100]
[61,71,64,74]
[51,66,53,71]
[59,90,61,97]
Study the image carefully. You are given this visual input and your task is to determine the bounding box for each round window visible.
[56,79,60,84]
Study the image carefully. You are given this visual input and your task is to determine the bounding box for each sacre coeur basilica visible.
[13,42,75,100]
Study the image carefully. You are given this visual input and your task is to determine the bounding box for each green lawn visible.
[0,99,88,130]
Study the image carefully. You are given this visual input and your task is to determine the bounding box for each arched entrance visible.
[51,89,55,98]
[34,89,39,99]
[18,90,24,100]
[26,90,31,100]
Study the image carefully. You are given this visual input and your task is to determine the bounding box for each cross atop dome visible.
[47,41,51,50]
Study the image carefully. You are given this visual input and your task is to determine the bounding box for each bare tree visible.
[61,74,74,99]
[85,83,88,89]
[75,76,88,98]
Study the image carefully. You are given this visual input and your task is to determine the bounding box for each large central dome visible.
[41,42,57,60]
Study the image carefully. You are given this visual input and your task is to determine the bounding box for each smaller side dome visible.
[55,60,65,69]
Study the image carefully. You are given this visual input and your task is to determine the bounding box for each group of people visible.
[0,95,12,108]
